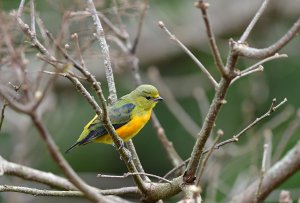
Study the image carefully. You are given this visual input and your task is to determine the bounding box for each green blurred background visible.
[0,0,300,202]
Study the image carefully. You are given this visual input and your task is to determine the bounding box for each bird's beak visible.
[153,96,163,102]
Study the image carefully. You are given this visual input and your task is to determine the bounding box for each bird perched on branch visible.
[66,84,163,153]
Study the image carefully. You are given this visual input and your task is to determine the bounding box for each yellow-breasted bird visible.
[65,84,163,153]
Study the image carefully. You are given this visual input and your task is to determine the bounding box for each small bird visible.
[65,84,163,153]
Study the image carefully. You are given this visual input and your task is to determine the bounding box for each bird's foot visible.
[119,147,132,164]
[112,140,124,150]
[118,140,125,150]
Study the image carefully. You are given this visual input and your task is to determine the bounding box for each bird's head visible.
[130,84,163,110]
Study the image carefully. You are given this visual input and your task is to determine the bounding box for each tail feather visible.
[65,142,80,153]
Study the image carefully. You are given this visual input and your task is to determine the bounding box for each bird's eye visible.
[145,96,151,100]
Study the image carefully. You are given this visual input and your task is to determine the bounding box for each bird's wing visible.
[78,101,136,145]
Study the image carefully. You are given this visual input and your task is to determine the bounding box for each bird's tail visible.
[65,142,80,153]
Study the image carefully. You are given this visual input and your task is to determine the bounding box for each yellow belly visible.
[94,112,151,144]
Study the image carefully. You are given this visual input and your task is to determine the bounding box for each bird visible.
[65,84,163,153]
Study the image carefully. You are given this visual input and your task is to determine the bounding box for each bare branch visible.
[72,33,86,69]
[184,77,231,183]
[158,21,218,88]
[0,85,30,113]
[30,114,110,203]
[232,17,300,59]
[263,129,272,169]
[195,0,226,77]
[12,4,54,60]
[213,98,287,150]
[98,172,172,183]
[86,0,117,104]
[0,155,75,190]
[30,0,37,45]
[0,185,138,202]
[254,144,269,203]
[17,0,25,17]
[231,140,300,203]
[231,53,288,84]
[231,65,264,85]
[238,0,271,43]
[0,156,140,196]
[68,11,128,40]
[173,98,287,183]
[260,105,294,131]
[64,75,102,116]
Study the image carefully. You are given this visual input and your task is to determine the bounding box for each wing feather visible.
[79,102,135,144]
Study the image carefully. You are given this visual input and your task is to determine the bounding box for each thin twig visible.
[163,98,287,180]
[231,53,288,84]
[45,31,104,116]
[259,105,294,131]
[263,129,272,169]
[231,65,264,85]
[158,21,218,88]
[68,11,128,40]
[17,0,26,17]
[213,98,287,150]
[97,172,172,183]
[13,9,54,60]
[239,0,271,43]
[72,33,86,69]
[0,85,29,113]
[195,129,223,186]
[30,0,37,45]
[41,70,87,81]
[35,14,49,47]
[245,53,287,72]
[254,144,269,203]
[0,185,84,197]
[195,0,226,77]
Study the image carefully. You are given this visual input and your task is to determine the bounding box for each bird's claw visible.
[119,147,132,164]
[118,140,124,150]
[112,140,124,150]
